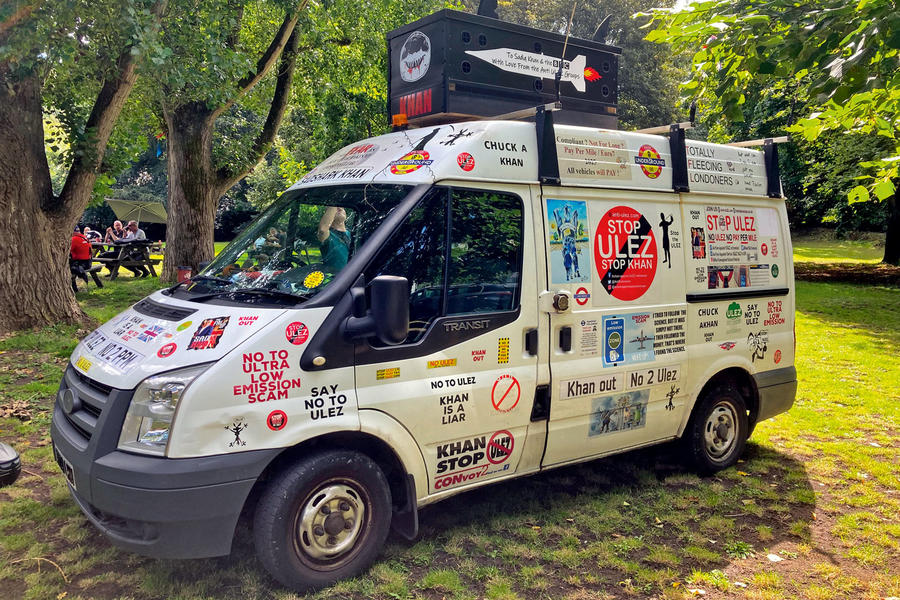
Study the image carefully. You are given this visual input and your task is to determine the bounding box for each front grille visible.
[133,298,196,321]
[61,367,114,442]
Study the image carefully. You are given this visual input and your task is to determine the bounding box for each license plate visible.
[74,355,92,373]
[52,443,77,491]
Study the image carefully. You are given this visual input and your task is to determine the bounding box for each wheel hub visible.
[704,402,738,460]
[296,483,365,561]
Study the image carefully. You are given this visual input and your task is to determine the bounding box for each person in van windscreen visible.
[317,206,350,271]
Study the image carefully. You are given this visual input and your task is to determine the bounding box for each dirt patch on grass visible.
[795,262,900,286]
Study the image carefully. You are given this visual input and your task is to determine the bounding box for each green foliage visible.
[642,0,900,204]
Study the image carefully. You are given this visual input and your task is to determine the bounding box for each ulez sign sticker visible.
[594,206,658,301]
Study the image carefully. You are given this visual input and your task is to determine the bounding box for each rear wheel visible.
[683,384,748,474]
[253,450,392,591]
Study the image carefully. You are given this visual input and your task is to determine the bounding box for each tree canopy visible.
[642,0,900,262]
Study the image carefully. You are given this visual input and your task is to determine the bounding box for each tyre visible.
[683,384,749,474]
[253,450,392,591]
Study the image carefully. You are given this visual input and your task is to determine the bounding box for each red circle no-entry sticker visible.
[594,206,658,301]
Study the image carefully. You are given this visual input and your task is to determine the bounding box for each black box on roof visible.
[387,10,621,128]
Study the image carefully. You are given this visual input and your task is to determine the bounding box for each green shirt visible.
[321,229,350,271]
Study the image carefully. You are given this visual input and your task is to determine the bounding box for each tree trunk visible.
[883,188,900,266]
[161,104,219,280]
[0,70,84,334]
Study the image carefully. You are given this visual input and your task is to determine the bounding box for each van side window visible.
[447,190,523,315]
[367,192,447,342]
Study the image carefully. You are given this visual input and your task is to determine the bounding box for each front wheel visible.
[253,450,392,591]
[683,384,749,474]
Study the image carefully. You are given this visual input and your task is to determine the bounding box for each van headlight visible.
[118,364,209,456]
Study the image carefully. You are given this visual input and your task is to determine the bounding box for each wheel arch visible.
[242,426,422,540]
[686,366,760,435]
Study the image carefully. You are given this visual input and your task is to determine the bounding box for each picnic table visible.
[91,241,161,280]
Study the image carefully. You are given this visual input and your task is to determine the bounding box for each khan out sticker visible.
[457,152,475,171]
[594,206,657,301]
[188,317,229,350]
[547,199,591,284]
[399,31,431,83]
[157,343,177,358]
[285,322,309,345]
[267,410,287,431]
[589,390,649,437]
[635,144,665,179]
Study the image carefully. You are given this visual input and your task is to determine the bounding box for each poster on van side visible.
[547,199,591,284]
[685,205,785,293]
[602,310,685,366]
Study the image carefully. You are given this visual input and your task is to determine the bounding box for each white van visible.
[52,116,796,590]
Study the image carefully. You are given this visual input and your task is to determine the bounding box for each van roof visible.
[288,120,772,198]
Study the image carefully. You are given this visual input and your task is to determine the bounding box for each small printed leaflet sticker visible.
[594,206,658,301]
[427,358,457,369]
[74,355,92,373]
[157,343,177,358]
[457,152,475,171]
[603,317,624,365]
[491,374,520,413]
[376,367,400,380]
[267,410,287,431]
[188,316,229,350]
[285,322,309,345]
[497,337,510,364]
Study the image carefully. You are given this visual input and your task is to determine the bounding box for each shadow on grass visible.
[797,280,900,348]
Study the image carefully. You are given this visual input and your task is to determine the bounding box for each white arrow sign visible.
[465,48,596,93]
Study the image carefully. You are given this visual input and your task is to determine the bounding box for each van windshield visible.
[187,184,413,303]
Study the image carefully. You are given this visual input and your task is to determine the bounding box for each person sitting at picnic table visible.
[105,220,125,242]
[82,226,102,242]
[70,226,93,292]
[120,220,150,278]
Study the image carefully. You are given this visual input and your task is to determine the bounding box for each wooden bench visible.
[93,241,160,279]
[71,263,103,292]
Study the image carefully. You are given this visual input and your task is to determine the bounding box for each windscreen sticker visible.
[188,317,229,350]
[547,199,591,284]
[588,390,649,437]
[594,206,657,301]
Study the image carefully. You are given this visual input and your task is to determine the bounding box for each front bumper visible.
[51,366,281,558]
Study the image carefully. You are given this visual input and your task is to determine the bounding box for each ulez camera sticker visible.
[594,206,657,301]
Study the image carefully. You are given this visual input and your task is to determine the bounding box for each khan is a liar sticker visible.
[594,206,657,301]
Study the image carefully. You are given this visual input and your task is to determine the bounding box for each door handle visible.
[559,326,572,352]
[525,329,538,356]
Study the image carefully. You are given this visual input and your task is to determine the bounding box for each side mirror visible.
[343,276,410,345]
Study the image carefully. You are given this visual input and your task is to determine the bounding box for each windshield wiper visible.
[185,287,308,304]
[166,274,234,294]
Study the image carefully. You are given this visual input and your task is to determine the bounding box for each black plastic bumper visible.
[51,366,282,558]
[753,365,798,422]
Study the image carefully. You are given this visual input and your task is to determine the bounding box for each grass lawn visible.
[792,238,884,264]
[0,255,898,599]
